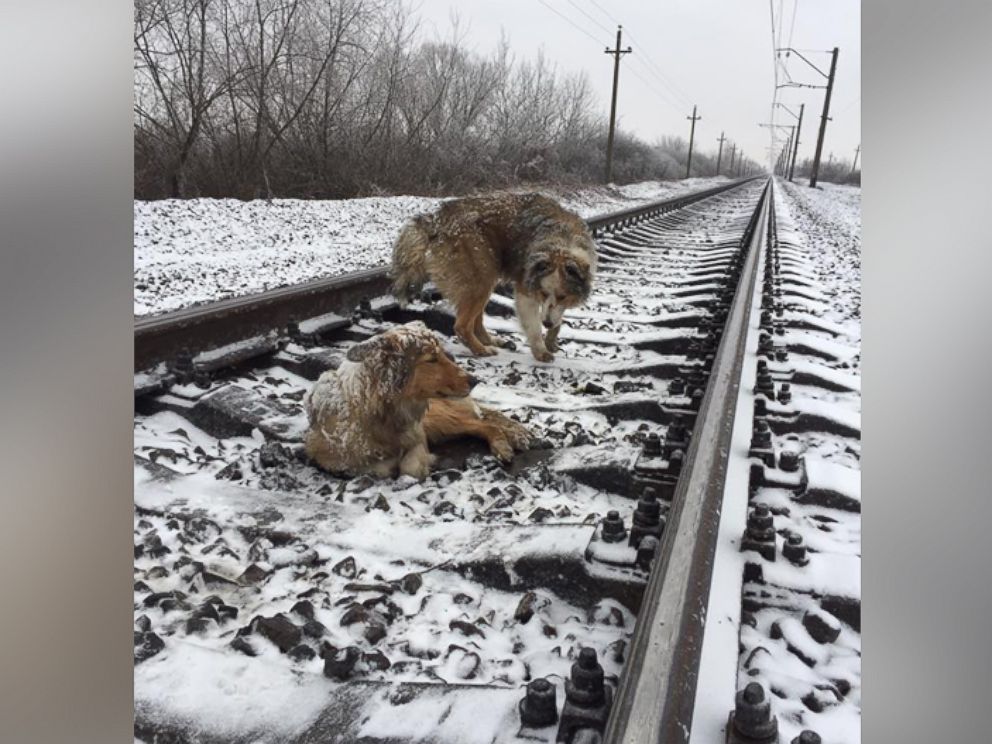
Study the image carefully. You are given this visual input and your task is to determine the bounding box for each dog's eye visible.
[565,263,584,281]
[532,259,550,275]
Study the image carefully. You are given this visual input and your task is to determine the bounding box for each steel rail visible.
[134,177,761,372]
[603,178,772,744]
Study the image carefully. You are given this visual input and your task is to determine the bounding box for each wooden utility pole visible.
[851,144,861,173]
[728,143,737,175]
[685,105,701,179]
[604,26,632,183]
[788,103,804,181]
[716,132,727,176]
[809,46,839,187]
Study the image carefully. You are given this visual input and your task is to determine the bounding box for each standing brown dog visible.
[390,193,596,362]
[303,322,531,479]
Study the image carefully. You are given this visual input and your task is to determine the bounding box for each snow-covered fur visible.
[390,193,596,363]
[303,321,531,479]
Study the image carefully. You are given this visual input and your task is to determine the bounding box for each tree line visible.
[134,0,764,200]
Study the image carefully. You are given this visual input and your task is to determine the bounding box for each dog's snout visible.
[467,374,481,390]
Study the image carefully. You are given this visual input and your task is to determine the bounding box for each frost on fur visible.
[390,216,433,306]
[303,321,530,480]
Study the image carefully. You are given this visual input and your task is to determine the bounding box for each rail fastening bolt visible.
[782,533,808,566]
[519,677,558,728]
[670,377,686,396]
[600,510,627,544]
[749,462,765,494]
[751,420,772,450]
[668,448,685,475]
[779,450,800,472]
[777,383,792,404]
[642,432,662,457]
[636,535,660,572]
[754,397,767,417]
[747,504,774,537]
[628,487,663,549]
[556,647,613,744]
[568,648,605,705]
[727,681,778,743]
[742,503,777,561]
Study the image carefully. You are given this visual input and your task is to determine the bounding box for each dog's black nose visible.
[542,318,555,329]
[468,375,480,389]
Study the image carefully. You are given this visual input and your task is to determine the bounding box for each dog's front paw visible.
[489,436,514,462]
[400,460,431,481]
[545,337,559,353]
[507,423,534,451]
[399,448,434,480]
[531,348,555,363]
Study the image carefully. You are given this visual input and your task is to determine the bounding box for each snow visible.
[134,177,731,317]
[729,178,861,744]
[134,179,822,742]
[134,641,336,741]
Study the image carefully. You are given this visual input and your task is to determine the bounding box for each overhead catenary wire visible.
[786,0,800,57]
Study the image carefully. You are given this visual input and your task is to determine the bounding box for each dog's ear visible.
[524,254,553,292]
[346,336,386,363]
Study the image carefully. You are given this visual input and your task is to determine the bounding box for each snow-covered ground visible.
[133,177,730,316]
[132,183,767,743]
[132,178,861,743]
[736,179,861,743]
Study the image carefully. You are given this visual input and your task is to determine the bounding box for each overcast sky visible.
[411,0,861,171]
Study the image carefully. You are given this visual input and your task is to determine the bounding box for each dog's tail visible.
[390,215,434,306]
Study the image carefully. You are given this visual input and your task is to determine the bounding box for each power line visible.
[538,0,686,115]
[625,66,684,112]
[564,0,612,35]
[582,0,694,106]
[622,30,695,106]
[535,0,604,46]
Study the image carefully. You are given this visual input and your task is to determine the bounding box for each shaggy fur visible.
[390,193,597,362]
[303,321,531,479]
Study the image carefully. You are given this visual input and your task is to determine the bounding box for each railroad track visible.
[133,176,860,743]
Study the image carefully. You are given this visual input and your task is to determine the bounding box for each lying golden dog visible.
[303,322,531,479]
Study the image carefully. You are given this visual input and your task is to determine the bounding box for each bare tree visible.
[134,0,682,200]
